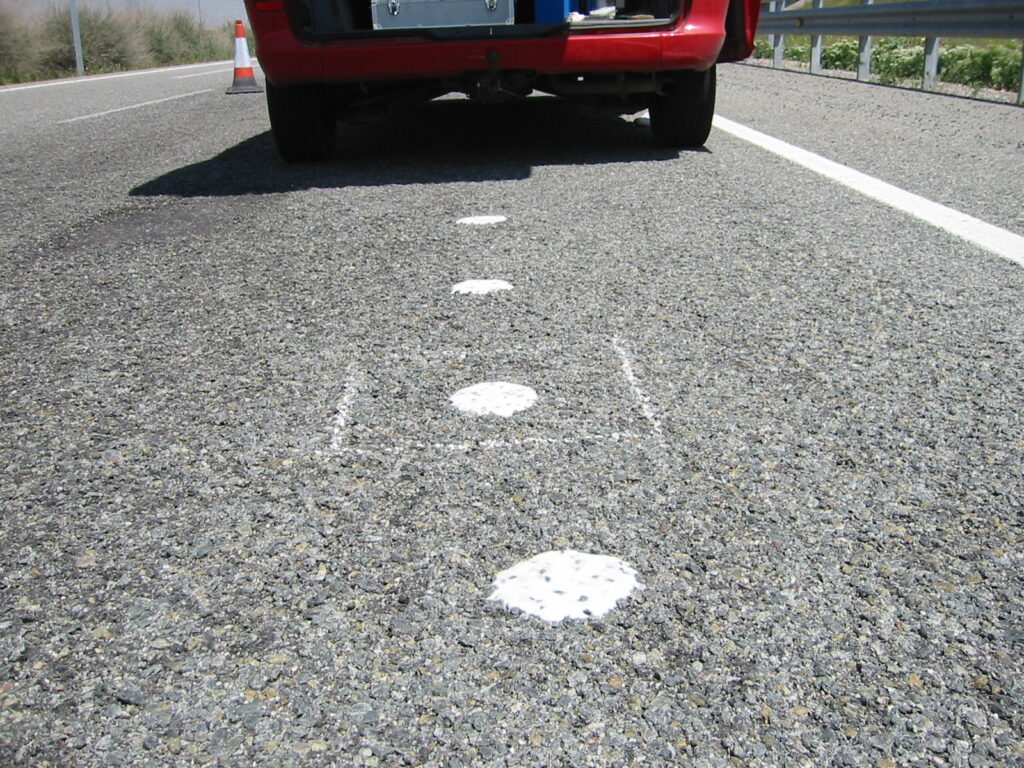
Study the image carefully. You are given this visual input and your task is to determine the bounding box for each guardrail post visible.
[857,0,874,82]
[923,37,940,91]
[770,0,785,68]
[809,0,824,75]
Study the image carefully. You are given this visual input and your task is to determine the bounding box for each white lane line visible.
[57,89,213,123]
[0,61,232,93]
[174,68,233,80]
[713,114,1024,267]
[457,215,507,225]
[611,336,663,435]
[328,366,362,453]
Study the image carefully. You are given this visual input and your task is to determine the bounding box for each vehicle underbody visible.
[244,0,758,159]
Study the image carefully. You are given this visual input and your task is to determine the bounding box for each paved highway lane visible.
[2,63,1022,767]
[0,61,247,256]
[716,65,1024,240]
[0,61,233,128]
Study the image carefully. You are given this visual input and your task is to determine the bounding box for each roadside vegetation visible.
[0,3,234,84]
[754,35,1023,93]
[755,0,1022,93]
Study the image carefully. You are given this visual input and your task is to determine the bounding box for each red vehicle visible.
[243,0,759,161]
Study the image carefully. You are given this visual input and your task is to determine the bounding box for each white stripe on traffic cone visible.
[226,20,262,94]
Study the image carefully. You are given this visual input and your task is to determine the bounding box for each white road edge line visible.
[713,114,1024,267]
[58,89,213,123]
[329,366,362,453]
[611,336,663,436]
[0,61,233,93]
[174,68,233,80]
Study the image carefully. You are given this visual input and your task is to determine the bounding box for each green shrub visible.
[941,43,1022,91]
[0,6,232,82]
[753,38,810,63]
[144,11,224,65]
[0,5,23,81]
[39,6,140,75]
[785,41,811,63]
[821,39,859,70]
[755,32,1021,93]
[169,12,223,63]
[873,38,925,84]
[987,45,1022,91]
[941,45,989,87]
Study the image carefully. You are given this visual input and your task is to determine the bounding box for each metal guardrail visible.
[756,0,1024,104]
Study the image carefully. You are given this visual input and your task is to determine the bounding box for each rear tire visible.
[266,83,337,162]
[649,66,716,149]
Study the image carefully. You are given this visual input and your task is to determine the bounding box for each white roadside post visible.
[923,37,940,91]
[1018,40,1024,105]
[70,0,84,76]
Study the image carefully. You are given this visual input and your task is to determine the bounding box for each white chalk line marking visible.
[611,335,663,435]
[328,366,362,453]
[713,114,1024,267]
[324,431,646,457]
[323,338,660,456]
[58,89,213,123]
[0,61,233,93]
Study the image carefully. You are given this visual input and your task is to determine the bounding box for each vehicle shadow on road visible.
[130,97,694,197]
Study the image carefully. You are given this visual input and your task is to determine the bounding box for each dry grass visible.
[0,1,232,84]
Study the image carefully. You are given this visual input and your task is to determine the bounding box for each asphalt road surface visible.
[1,60,1022,767]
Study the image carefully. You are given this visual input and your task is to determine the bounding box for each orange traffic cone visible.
[226,20,262,94]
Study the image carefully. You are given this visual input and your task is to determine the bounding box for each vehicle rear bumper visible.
[248,3,729,85]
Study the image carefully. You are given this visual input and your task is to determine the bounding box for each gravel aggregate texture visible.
[1,64,1022,767]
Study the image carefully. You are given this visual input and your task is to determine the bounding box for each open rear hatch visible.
[288,0,682,37]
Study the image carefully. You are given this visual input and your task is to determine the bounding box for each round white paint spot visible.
[451,279,513,295]
[457,215,507,226]
[488,550,643,622]
[449,382,537,417]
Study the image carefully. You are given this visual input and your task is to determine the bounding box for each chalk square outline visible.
[325,334,661,456]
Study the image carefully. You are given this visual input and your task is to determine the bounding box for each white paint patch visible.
[328,366,361,452]
[451,279,513,295]
[713,114,1024,267]
[611,336,663,435]
[457,215,507,226]
[488,550,643,622]
[449,382,537,417]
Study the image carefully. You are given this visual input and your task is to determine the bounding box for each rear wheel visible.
[649,66,716,149]
[266,83,337,162]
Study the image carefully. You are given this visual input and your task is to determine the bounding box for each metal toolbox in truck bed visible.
[371,0,514,29]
